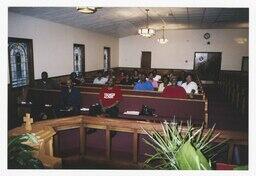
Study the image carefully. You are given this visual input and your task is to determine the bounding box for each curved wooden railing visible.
[9,115,248,167]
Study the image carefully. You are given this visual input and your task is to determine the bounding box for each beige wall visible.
[8,12,119,80]
[119,29,248,70]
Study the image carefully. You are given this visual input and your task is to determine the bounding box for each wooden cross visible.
[23,113,33,132]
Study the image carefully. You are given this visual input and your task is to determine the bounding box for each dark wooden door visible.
[194,52,222,82]
[141,51,151,68]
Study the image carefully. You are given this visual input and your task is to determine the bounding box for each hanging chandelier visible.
[138,9,155,38]
[157,26,168,44]
[77,7,98,14]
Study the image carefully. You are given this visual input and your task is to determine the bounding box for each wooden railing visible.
[9,115,248,167]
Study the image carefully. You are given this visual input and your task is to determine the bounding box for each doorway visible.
[194,52,222,83]
[141,51,151,68]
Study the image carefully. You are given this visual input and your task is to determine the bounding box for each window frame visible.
[8,37,34,88]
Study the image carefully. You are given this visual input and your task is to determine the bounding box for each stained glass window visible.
[103,47,110,71]
[9,42,30,87]
[73,44,85,76]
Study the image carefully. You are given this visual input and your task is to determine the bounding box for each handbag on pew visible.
[140,105,155,116]
[89,103,103,116]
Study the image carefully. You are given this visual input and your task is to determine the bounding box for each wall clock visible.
[204,33,210,39]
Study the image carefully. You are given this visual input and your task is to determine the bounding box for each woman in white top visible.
[181,74,198,94]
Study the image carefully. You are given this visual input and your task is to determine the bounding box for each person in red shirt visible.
[99,77,123,117]
[162,76,187,99]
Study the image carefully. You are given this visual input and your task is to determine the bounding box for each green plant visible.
[143,121,227,170]
[8,133,44,169]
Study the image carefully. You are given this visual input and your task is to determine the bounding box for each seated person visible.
[131,69,140,83]
[60,79,81,115]
[35,71,59,89]
[147,72,159,88]
[158,75,171,92]
[93,71,108,84]
[70,72,81,85]
[162,76,187,99]
[134,73,154,91]
[181,73,198,97]
[120,74,133,85]
[152,69,161,82]
[116,71,125,84]
[99,77,123,118]
[108,69,115,79]
[177,71,187,86]
[167,70,174,81]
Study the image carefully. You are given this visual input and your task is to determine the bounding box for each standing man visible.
[99,77,123,118]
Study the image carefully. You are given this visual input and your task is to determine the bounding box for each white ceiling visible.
[9,7,248,38]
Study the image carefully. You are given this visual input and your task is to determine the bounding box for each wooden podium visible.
[9,118,62,169]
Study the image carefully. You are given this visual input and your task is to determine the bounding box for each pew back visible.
[27,88,208,126]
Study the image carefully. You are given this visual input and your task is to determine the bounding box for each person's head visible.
[70,72,77,81]
[140,73,147,82]
[108,69,114,76]
[162,76,170,85]
[66,79,73,89]
[134,69,138,76]
[171,75,178,85]
[186,73,194,83]
[121,72,125,76]
[41,71,48,81]
[152,69,157,76]
[97,71,103,79]
[103,71,108,77]
[148,72,154,80]
[168,70,174,78]
[125,74,130,80]
[107,77,115,87]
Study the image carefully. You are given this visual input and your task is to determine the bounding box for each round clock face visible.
[204,33,210,39]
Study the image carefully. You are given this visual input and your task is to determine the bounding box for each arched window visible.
[8,38,34,88]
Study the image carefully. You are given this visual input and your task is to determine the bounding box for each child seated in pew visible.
[134,73,154,91]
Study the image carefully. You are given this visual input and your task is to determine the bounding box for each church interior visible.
[7,7,248,170]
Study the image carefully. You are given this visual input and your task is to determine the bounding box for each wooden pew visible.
[60,84,205,100]
[26,88,208,126]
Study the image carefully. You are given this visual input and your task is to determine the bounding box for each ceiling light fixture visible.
[77,7,98,14]
[157,26,168,44]
[138,9,155,38]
